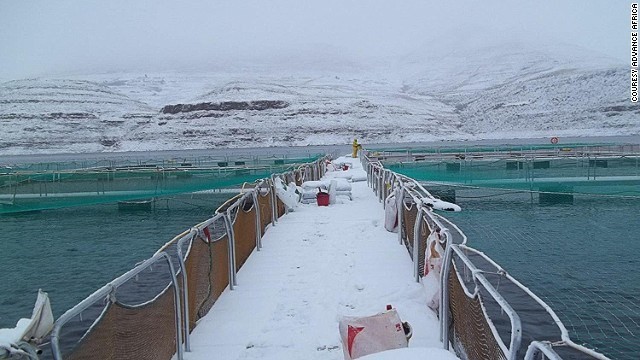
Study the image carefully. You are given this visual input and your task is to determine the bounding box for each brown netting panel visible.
[67,287,177,360]
[294,170,303,186]
[448,264,507,360]
[383,181,390,200]
[276,197,286,218]
[417,218,430,277]
[184,231,230,327]
[284,173,295,186]
[185,236,211,329]
[210,236,230,304]
[402,202,417,256]
[233,202,257,271]
[258,188,273,233]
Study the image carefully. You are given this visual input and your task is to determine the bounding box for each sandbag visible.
[424,231,444,311]
[301,180,327,191]
[274,178,299,211]
[329,179,338,205]
[332,178,352,191]
[384,193,398,232]
[338,309,408,360]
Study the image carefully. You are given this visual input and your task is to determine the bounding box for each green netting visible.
[374,144,640,359]
[367,143,639,155]
[0,155,321,214]
[388,154,640,198]
[1,154,323,173]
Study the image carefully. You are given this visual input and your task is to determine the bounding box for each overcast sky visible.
[0,0,633,80]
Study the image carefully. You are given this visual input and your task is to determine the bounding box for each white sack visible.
[338,309,408,360]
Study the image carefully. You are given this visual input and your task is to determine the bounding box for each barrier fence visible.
[48,149,613,360]
[362,150,610,360]
[49,156,328,360]
[0,151,327,215]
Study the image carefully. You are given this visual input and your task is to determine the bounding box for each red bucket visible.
[317,192,330,206]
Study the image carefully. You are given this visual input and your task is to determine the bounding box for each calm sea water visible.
[440,188,640,360]
[2,175,637,359]
[0,193,228,329]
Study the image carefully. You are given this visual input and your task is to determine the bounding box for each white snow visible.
[0,39,637,155]
[178,157,455,360]
[0,319,30,348]
[359,347,459,360]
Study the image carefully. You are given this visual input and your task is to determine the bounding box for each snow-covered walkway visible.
[181,157,444,360]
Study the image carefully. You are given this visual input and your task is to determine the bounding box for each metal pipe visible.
[382,170,388,207]
[223,211,237,289]
[440,237,454,348]
[412,206,424,282]
[169,252,184,360]
[396,185,404,245]
[176,229,197,352]
[524,341,562,360]
[269,177,278,225]
[252,190,262,251]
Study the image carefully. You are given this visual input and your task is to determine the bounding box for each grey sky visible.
[0,0,633,80]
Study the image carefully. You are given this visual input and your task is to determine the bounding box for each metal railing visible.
[361,149,610,360]
[49,156,329,359]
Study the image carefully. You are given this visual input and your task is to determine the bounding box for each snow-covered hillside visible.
[400,40,638,140]
[0,41,637,155]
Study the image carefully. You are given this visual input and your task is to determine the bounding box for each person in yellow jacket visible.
[352,139,362,158]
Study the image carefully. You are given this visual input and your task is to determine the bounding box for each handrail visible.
[448,244,522,359]
[525,341,563,360]
[50,251,183,360]
[175,228,197,352]
[457,244,610,359]
[362,149,611,360]
[48,154,330,359]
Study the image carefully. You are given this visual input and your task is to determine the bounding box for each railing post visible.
[252,190,262,250]
[168,254,184,360]
[440,243,454,348]
[396,185,404,245]
[381,170,387,207]
[379,169,383,201]
[177,229,197,352]
[413,206,424,282]
[269,177,278,225]
[524,341,562,360]
[223,211,237,288]
[376,167,381,198]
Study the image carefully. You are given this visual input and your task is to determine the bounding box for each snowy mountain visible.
[400,39,639,139]
[0,41,637,155]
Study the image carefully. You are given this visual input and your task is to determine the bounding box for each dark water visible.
[440,188,640,360]
[0,193,228,329]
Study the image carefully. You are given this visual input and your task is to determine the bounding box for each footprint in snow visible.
[317,345,340,351]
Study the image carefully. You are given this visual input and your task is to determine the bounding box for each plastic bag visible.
[338,309,408,360]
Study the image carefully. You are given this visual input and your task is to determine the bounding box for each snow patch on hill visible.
[0,41,637,155]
